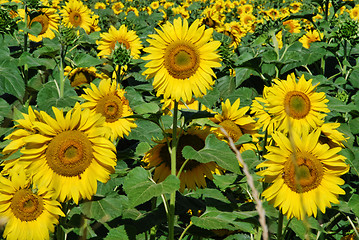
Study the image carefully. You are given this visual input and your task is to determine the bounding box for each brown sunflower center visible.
[70,11,82,27]
[159,134,205,171]
[283,152,324,193]
[46,130,93,176]
[164,42,200,79]
[219,120,243,142]
[30,14,49,35]
[96,94,123,123]
[11,189,44,221]
[284,91,311,119]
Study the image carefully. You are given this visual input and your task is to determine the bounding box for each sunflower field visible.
[1,0,359,239]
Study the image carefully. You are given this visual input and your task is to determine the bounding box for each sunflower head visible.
[0,166,65,240]
[80,79,137,141]
[264,73,329,134]
[257,130,349,220]
[142,17,222,102]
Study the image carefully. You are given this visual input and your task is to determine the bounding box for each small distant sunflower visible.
[80,79,137,141]
[142,126,221,192]
[150,1,159,10]
[0,170,64,240]
[289,2,302,13]
[64,66,109,88]
[19,107,117,204]
[17,7,60,42]
[60,0,92,34]
[257,130,349,220]
[265,73,329,134]
[266,8,280,20]
[112,2,124,14]
[142,17,222,102]
[349,6,359,20]
[94,2,106,9]
[97,25,143,59]
[299,29,323,49]
[211,99,260,154]
[126,6,139,16]
[283,19,301,34]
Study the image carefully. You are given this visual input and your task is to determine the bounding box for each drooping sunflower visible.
[319,122,347,148]
[142,126,221,192]
[18,7,60,42]
[64,66,109,88]
[264,73,329,134]
[211,99,261,154]
[60,0,92,34]
[80,79,137,141]
[283,19,301,34]
[18,107,117,204]
[256,130,349,220]
[142,17,222,102]
[97,25,143,59]
[0,169,64,240]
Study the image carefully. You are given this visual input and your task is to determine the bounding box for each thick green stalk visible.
[168,101,179,240]
[59,45,65,98]
[277,211,284,240]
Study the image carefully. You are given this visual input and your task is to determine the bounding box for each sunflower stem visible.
[168,101,179,240]
[277,211,284,240]
[59,43,67,99]
[178,222,193,240]
[177,159,189,178]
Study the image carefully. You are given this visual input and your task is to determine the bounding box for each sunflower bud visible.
[0,7,17,34]
[112,42,131,66]
[338,19,359,41]
[58,24,78,45]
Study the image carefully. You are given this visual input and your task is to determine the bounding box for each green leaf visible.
[28,21,42,36]
[105,226,129,240]
[80,194,123,223]
[0,58,25,100]
[191,211,255,233]
[133,102,159,114]
[234,67,260,87]
[180,109,215,124]
[213,174,237,190]
[326,96,356,113]
[349,68,359,89]
[123,167,180,208]
[18,52,56,69]
[127,119,163,144]
[0,98,11,122]
[348,194,359,216]
[36,79,78,112]
[289,217,320,240]
[349,118,359,135]
[198,88,220,108]
[182,134,240,174]
[73,53,103,68]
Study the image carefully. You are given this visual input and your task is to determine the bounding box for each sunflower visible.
[211,99,261,154]
[64,66,109,88]
[0,169,64,240]
[112,2,124,15]
[319,122,347,148]
[97,25,143,59]
[283,19,301,34]
[80,79,137,141]
[299,29,323,49]
[264,73,329,134]
[349,6,359,20]
[142,126,221,192]
[142,17,222,102]
[256,130,349,220]
[17,106,117,204]
[18,7,60,42]
[60,0,92,34]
